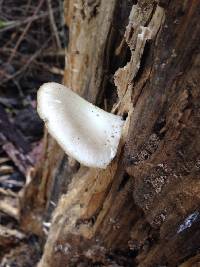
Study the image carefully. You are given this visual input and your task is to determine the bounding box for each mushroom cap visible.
[37,82,124,168]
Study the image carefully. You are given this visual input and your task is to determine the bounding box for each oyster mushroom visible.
[37,82,124,168]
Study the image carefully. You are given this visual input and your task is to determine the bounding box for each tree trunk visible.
[21,1,200,266]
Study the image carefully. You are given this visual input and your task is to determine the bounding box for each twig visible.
[0,224,26,241]
[1,37,52,84]
[1,179,24,188]
[0,157,10,164]
[0,165,14,174]
[0,198,19,220]
[35,61,64,75]
[2,142,32,175]
[0,175,10,182]
[46,0,62,49]
[8,0,45,63]
[0,187,18,197]
[0,8,60,33]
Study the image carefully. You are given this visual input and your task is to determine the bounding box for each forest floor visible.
[0,0,65,266]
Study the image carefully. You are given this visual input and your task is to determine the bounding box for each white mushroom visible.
[37,82,124,169]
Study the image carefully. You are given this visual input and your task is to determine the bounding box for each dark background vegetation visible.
[0,0,65,265]
[0,0,65,191]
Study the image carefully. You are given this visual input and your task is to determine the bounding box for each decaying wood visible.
[20,0,200,266]
[179,254,200,267]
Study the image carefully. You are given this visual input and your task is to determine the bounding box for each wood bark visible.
[21,0,200,266]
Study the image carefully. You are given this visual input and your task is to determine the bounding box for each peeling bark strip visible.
[20,0,200,266]
[114,4,165,115]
